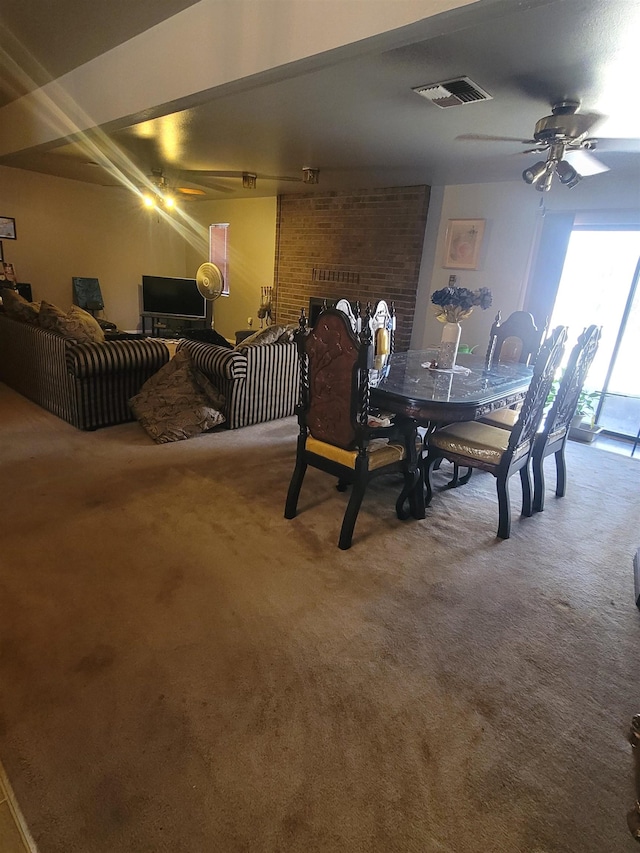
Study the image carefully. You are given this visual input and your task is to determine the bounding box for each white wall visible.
[412,171,640,353]
[0,165,188,331]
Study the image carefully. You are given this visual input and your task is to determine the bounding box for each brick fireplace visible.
[273,186,430,351]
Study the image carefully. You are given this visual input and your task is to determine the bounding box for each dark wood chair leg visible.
[396,465,425,520]
[457,467,473,486]
[496,475,512,539]
[284,461,307,519]
[446,464,472,488]
[555,445,567,497]
[336,479,349,492]
[520,463,533,517]
[339,480,367,550]
[449,463,461,487]
[532,446,545,513]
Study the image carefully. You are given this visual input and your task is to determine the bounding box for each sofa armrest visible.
[177,339,247,380]
[67,338,170,378]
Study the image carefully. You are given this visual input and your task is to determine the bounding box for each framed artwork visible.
[442,218,485,270]
[3,262,17,282]
[0,241,3,262]
[0,217,16,240]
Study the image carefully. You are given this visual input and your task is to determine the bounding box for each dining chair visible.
[284,305,424,550]
[531,324,601,511]
[485,310,545,369]
[478,310,548,431]
[423,325,567,539]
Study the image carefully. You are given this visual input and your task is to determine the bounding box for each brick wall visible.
[274,186,430,351]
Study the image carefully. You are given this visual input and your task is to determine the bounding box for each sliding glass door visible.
[549,227,640,441]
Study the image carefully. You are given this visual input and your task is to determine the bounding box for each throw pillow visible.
[38,300,70,334]
[129,348,226,443]
[67,305,106,343]
[235,324,292,349]
[1,288,40,323]
[39,301,106,343]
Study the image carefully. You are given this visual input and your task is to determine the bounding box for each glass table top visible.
[371,349,533,406]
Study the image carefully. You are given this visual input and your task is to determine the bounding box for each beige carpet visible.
[0,382,639,853]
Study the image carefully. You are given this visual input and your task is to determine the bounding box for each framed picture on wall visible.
[0,241,3,262]
[442,218,485,270]
[0,217,16,240]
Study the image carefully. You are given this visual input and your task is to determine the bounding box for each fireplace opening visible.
[308,297,334,326]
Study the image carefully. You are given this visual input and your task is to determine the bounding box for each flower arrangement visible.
[431,286,492,323]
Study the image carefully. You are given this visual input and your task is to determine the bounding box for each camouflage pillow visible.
[38,301,105,343]
[2,288,40,323]
[129,348,226,443]
[234,324,294,349]
[66,305,105,343]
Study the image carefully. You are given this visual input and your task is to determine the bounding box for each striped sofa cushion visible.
[0,314,79,424]
[177,338,299,429]
[177,339,247,380]
[0,314,170,430]
[67,338,170,430]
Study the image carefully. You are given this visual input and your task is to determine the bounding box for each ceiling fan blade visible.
[564,149,610,176]
[181,170,244,178]
[584,137,640,153]
[456,133,538,144]
[256,174,302,182]
[181,169,302,182]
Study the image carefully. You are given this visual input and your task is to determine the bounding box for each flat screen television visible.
[141,275,206,319]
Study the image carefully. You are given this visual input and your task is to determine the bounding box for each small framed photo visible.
[443,218,485,270]
[0,217,16,240]
[3,262,17,283]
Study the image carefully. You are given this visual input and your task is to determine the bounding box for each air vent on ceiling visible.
[412,77,492,108]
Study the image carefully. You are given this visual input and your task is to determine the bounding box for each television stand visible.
[140,312,208,338]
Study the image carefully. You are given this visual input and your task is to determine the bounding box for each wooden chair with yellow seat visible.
[422,325,567,539]
[284,305,424,550]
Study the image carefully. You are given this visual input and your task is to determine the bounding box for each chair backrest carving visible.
[295,306,373,450]
[543,325,602,439]
[486,310,544,369]
[508,325,567,455]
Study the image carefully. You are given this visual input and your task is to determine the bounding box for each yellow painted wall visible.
[0,165,188,331]
[185,197,277,343]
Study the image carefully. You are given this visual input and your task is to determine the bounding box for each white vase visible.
[438,321,461,369]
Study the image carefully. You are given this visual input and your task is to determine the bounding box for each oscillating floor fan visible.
[196,262,224,327]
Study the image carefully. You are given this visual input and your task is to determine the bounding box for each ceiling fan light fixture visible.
[142,193,156,208]
[555,159,581,187]
[534,170,555,192]
[522,160,548,185]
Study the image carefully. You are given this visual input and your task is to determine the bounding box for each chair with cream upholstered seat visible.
[284,305,424,550]
[478,310,547,431]
[423,326,567,539]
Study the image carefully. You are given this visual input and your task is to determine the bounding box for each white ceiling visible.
[1,0,639,199]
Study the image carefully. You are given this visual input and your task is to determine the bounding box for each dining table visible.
[370,348,533,427]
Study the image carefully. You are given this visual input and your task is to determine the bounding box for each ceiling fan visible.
[457,100,638,191]
[138,167,232,207]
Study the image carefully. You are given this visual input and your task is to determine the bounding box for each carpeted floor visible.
[1,382,639,853]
